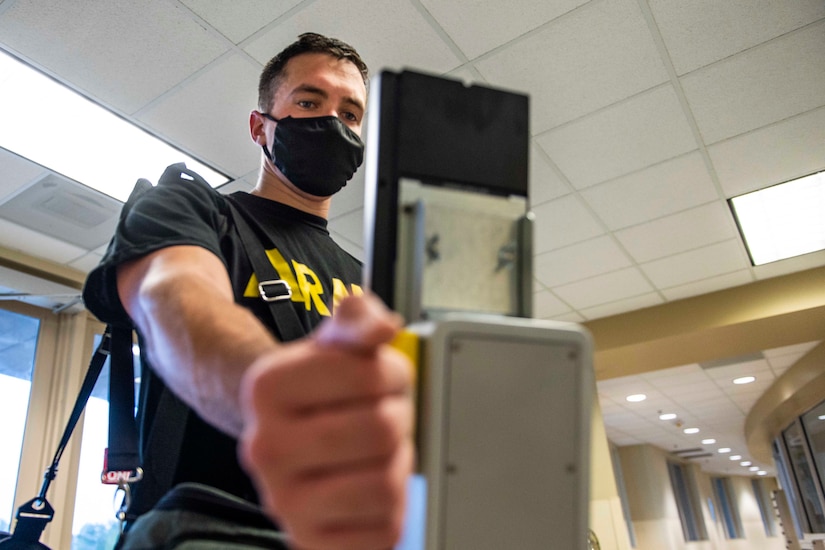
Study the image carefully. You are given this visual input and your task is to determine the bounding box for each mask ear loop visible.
[258,112,279,162]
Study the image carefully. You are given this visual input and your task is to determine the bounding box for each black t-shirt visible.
[83,173,363,514]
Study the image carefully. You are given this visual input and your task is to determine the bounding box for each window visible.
[0,307,40,532]
[70,332,140,550]
[610,444,637,547]
[752,478,778,537]
[783,420,825,532]
[773,438,807,537]
[801,401,825,504]
[667,461,708,541]
[712,477,743,539]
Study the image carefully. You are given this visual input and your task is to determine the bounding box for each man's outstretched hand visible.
[239,294,414,550]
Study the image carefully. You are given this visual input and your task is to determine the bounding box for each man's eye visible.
[342,112,358,122]
[297,100,315,109]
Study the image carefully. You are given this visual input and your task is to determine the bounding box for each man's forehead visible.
[284,53,364,85]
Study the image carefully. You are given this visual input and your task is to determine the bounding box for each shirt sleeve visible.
[82,177,229,325]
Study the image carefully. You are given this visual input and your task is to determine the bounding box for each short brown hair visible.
[257,32,369,112]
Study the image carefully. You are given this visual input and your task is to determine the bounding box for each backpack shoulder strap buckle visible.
[258,280,292,302]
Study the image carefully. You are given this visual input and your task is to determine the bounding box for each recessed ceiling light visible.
[749,466,759,472]
[729,455,742,461]
[626,394,647,403]
[729,170,825,265]
[818,414,825,421]
[683,428,700,434]
[757,471,767,476]
[0,49,229,202]
[741,461,752,467]
[733,376,756,385]
[659,413,677,420]
[718,448,731,454]
[701,438,716,445]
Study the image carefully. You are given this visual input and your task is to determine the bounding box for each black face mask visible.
[262,114,364,197]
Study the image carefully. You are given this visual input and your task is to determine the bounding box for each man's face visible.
[268,52,367,136]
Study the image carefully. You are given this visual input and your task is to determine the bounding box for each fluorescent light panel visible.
[730,171,825,265]
[0,49,229,202]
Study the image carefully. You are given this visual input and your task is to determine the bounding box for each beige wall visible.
[616,444,784,550]
[590,397,633,550]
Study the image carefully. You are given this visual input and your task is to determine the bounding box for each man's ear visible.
[249,111,267,146]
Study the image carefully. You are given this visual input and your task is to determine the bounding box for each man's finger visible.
[314,294,402,353]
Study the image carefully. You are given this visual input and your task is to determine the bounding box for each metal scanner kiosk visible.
[363,70,594,550]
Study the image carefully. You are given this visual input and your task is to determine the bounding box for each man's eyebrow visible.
[291,84,365,113]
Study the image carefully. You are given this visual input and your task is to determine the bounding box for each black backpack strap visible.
[223,195,307,342]
[106,326,141,473]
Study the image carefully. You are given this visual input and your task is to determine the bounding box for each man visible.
[83,33,414,550]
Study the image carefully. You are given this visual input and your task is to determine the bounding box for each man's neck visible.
[250,161,331,219]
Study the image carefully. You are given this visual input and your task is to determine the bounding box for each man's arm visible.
[117,244,414,549]
[117,244,275,436]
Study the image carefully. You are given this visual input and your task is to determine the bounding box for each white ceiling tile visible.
[180,0,303,44]
[579,292,663,321]
[641,239,749,288]
[328,208,363,248]
[68,251,102,274]
[657,380,719,398]
[678,394,735,409]
[329,231,363,263]
[580,152,718,230]
[0,148,47,202]
[660,269,753,302]
[710,106,825,198]
[649,0,825,75]
[764,341,820,360]
[533,235,632,288]
[217,179,255,195]
[730,394,762,413]
[531,194,604,254]
[642,369,709,387]
[682,21,825,144]
[615,202,738,263]
[597,376,657,394]
[328,171,366,220]
[536,85,696,189]
[243,0,462,76]
[475,0,668,133]
[444,66,483,86]
[530,143,571,207]
[137,53,261,178]
[0,0,229,113]
[420,0,588,59]
[532,289,572,320]
[0,218,87,264]
[552,267,654,310]
[553,311,586,323]
[766,355,801,373]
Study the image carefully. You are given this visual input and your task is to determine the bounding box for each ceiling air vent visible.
[0,172,122,249]
[699,352,764,370]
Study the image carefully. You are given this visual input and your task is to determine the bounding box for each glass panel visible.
[773,438,807,535]
[667,461,707,541]
[752,478,778,537]
[712,477,743,539]
[0,307,40,532]
[70,334,138,550]
[783,420,825,532]
[801,400,825,504]
[610,445,637,547]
